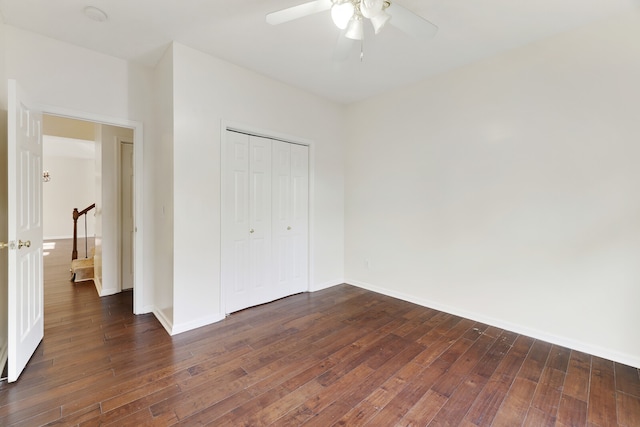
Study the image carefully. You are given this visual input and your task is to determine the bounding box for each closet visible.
[222,130,309,313]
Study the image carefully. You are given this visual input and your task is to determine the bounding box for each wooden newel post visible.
[72,208,79,260]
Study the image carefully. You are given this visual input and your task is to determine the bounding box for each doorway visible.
[41,112,143,311]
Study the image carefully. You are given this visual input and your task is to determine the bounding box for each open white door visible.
[6,80,44,382]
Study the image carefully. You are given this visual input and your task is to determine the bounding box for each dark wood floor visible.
[0,239,639,426]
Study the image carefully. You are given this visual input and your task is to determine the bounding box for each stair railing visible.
[72,203,96,260]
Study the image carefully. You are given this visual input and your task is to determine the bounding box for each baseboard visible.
[152,307,225,336]
[309,278,344,292]
[91,276,120,297]
[346,279,640,369]
[153,307,174,336]
[93,276,103,296]
[170,313,225,336]
[140,304,155,315]
[99,287,119,297]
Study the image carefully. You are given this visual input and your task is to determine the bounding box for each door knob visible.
[287,226,292,230]
[18,240,31,249]
[249,229,255,234]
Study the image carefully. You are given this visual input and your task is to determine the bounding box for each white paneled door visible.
[222,130,308,314]
[272,140,309,298]
[6,80,44,382]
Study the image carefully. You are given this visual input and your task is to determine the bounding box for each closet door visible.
[222,131,272,313]
[289,143,309,293]
[272,141,309,297]
[248,136,273,305]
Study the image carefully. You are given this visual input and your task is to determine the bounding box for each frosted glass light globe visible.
[331,2,355,30]
[360,0,383,19]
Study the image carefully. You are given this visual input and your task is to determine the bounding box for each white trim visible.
[224,121,314,147]
[38,104,146,315]
[347,279,640,369]
[153,308,174,336]
[220,120,315,315]
[153,307,225,336]
[93,274,103,296]
[310,279,344,292]
[170,314,226,336]
[93,275,120,297]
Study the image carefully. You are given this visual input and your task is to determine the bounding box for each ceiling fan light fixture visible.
[331,1,355,30]
[370,10,391,34]
[360,0,384,19]
[345,15,364,40]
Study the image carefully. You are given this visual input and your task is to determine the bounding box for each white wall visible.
[345,12,640,368]
[169,43,346,333]
[151,46,174,328]
[42,155,96,240]
[2,25,156,311]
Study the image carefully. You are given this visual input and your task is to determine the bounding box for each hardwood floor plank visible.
[524,406,557,426]
[491,377,538,427]
[399,389,448,426]
[431,333,495,397]
[7,407,61,427]
[615,363,640,398]
[548,345,572,372]
[530,366,566,415]
[362,358,451,425]
[564,350,592,402]
[588,357,618,427]
[429,373,490,426]
[616,392,640,427]
[519,340,553,383]
[332,347,427,426]
[557,394,588,427]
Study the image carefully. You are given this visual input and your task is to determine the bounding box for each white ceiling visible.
[0,0,638,104]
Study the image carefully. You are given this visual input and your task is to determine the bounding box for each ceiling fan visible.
[266,0,438,59]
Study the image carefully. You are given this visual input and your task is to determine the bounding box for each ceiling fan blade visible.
[334,30,356,61]
[387,3,438,38]
[266,0,333,26]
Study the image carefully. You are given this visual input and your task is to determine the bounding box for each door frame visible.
[220,120,314,316]
[41,104,145,314]
[119,139,134,291]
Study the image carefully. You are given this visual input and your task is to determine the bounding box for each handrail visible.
[72,203,95,260]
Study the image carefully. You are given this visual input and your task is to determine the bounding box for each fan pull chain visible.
[360,40,364,61]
